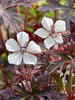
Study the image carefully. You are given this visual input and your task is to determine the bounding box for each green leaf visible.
[54,74,63,89]
[0,80,5,90]
[8,73,13,79]
[26,27,34,32]
[31,77,38,93]
[44,11,55,18]
[29,8,37,17]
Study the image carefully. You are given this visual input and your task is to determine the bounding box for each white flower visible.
[34,17,66,49]
[5,31,41,65]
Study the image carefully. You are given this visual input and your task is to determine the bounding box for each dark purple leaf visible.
[0,87,11,100]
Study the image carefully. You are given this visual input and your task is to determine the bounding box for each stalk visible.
[68,66,73,99]
[69,66,72,93]
[7,28,10,39]
[0,24,6,41]
[24,7,29,30]
[0,24,7,55]
[55,0,60,21]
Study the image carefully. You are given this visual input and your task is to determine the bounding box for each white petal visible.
[54,43,59,49]
[44,36,55,49]
[55,20,66,32]
[17,31,29,47]
[23,52,37,65]
[8,52,22,65]
[42,17,53,31]
[34,28,49,38]
[54,34,63,43]
[26,41,41,53]
[5,39,20,52]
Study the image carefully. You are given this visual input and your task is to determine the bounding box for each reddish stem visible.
[69,67,72,95]
[24,7,29,30]
[0,24,7,55]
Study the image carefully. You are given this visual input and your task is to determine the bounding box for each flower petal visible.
[23,52,37,65]
[54,34,63,43]
[8,52,22,65]
[54,43,59,49]
[5,39,20,52]
[44,36,55,49]
[17,31,29,47]
[34,28,49,38]
[55,20,66,33]
[42,17,53,31]
[26,41,41,53]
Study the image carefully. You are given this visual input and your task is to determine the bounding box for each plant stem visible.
[16,5,24,30]
[55,0,60,21]
[69,66,72,94]
[0,24,6,41]
[7,28,10,39]
[24,7,29,30]
[0,24,7,55]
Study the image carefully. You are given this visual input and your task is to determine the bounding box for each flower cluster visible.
[6,17,66,65]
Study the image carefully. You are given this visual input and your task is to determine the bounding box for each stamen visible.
[50,29,57,38]
[51,30,55,34]
[20,47,26,53]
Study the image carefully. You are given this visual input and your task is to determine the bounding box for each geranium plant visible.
[0,0,75,100]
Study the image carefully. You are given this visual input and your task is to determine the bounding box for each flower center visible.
[50,29,57,38]
[21,47,26,53]
[51,30,55,34]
